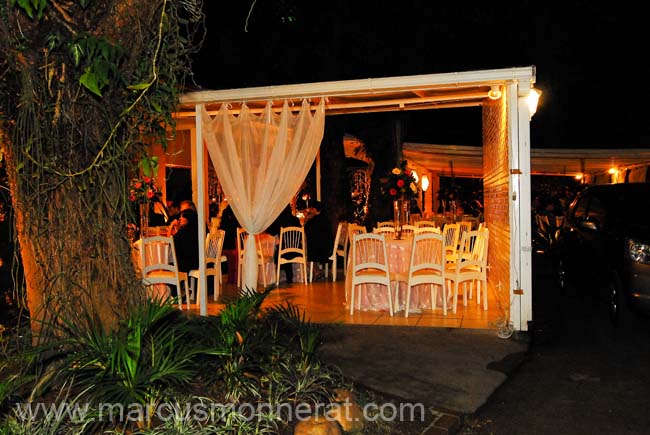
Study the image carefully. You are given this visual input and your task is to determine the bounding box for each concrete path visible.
[317,324,528,414]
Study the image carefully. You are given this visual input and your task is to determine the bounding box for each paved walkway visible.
[317,324,529,414]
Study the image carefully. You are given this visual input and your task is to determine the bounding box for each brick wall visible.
[482,96,510,316]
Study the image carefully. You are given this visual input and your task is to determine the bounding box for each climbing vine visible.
[0,0,205,339]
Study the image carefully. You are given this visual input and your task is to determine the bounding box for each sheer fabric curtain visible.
[201,99,325,291]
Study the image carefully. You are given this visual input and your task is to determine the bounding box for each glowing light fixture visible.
[421,175,430,192]
[527,88,541,118]
[574,173,583,180]
[421,175,430,212]
[608,167,617,175]
[488,85,502,100]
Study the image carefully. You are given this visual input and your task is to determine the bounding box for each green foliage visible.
[35,296,201,428]
[1,0,206,341]
[10,0,48,20]
[71,36,124,97]
[0,288,346,434]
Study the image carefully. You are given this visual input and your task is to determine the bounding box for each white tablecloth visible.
[344,235,435,313]
[132,239,172,299]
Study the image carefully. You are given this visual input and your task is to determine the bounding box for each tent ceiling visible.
[177,67,535,117]
[403,143,650,178]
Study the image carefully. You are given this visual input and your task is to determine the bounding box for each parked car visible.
[556,183,650,325]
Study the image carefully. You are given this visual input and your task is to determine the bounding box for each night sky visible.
[192,1,649,149]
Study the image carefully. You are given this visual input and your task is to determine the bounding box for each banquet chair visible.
[400,224,416,237]
[346,224,367,266]
[376,221,394,228]
[349,233,394,316]
[237,227,247,288]
[415,220,438,229]
[442,223,460,262]
[373,226,395,235]
[140,236,189,310]
[276,226,309,285]
[237,228,276,288]
[393,232,447,317]
[189,229,226,304]
[432,216,448,229]
[446,229,489,313]
[329,221,348,282]
[457,221,472,243]
[415,225,441,234]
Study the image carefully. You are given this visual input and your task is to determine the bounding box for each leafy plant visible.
[37,296,202,429]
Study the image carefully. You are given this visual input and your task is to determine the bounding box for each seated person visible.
[169,199,198,235]
[219,204,241,284]
[304,201,333,280]
[166,199,181,223]
[172,209,199,275]
[148,194,169,227]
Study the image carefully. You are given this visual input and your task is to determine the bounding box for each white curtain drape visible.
[201,99,325,291]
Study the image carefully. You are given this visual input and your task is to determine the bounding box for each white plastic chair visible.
[394,232,447,317]
[346,224,367,267]
[415,220,438,229]
[457,221,472,243]
[400,224,416,237]
[329,221,348,282]
[189,229,226,304]
[446,229,489,313]
[276,226,308,285]
[415,226,441,234]
[442,223,460,263]
[140,236,189,310]
[373,226,395,235]
[349,233,394,316]
[237,228,275,288]
[236,227,247,288]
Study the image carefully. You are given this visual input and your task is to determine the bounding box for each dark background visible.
[192,1,649,150]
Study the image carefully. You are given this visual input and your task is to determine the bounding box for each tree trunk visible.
[3,137,144,343]
[0,0,202,341]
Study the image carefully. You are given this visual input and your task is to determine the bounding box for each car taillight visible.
[627,239,650,264]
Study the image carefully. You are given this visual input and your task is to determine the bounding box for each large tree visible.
[0,0,204,341]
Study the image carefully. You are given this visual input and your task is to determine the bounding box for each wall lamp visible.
[527,87,542,118]
[421,175,430,192]
[421,175,430,212]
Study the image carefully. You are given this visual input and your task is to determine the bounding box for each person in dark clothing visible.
[218,204,241,284]
[304,201,333,281]
[148,194,169,227]
[266,204,300,284]
[172,209,199,274]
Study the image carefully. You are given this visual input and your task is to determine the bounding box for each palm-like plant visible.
[41,296,201,429]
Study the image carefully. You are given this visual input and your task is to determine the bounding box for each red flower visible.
[129,194,136,202]
[396,179,405,187]
[146,190,155,199]
[143,177,151,184]
[134,182,142,189]
[389,188,397,196]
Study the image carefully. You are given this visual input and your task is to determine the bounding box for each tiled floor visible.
[187,274,501,329]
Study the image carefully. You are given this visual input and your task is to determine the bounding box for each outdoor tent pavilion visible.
[173,66,539,331]
[403,143,650,212]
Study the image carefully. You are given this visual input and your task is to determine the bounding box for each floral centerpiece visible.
[128,176,159,204]
[380,164,419,200]
[129,175,160,238]
[381,163,419,239]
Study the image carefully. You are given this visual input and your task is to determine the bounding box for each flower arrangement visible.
[128,176,159,204]
[381,164,419,200]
